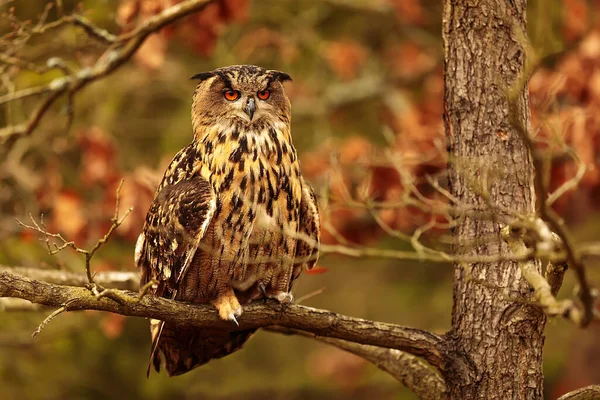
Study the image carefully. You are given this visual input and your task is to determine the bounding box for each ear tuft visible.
[273,71,292,83]
[190,72,215,81]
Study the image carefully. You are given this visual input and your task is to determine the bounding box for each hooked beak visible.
[244,97,256,121]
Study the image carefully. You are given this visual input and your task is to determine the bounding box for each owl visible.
[134,65,320,377]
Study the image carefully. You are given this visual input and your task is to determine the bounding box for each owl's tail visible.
[147,319,255,377]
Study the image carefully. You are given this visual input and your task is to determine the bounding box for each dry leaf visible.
[324,41,367,81]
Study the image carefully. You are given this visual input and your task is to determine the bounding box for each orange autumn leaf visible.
[78,127,120,187]
[562,0,589,40]
[324,41,367,81]
[101,313,127,339]
[117,0,249,59]
[306,346,367,389]
[134,32,168,70]
[389,0,426,25]
[305,266,328,275]
[51,190,87,244]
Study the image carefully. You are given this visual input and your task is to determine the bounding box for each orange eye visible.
[223,90,240,101]
[257,90,270,100]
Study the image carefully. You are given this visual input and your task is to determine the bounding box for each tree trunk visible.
[443,0,547,398]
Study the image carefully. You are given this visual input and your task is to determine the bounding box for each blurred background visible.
[1,0,600,399]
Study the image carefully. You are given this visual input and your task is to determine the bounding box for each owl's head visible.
[190,65,292,131]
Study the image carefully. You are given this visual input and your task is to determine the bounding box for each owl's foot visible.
[271,291,294,304]
[212,291,243,326]
[257,283,294,304]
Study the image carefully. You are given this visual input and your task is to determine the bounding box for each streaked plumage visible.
[135,65,320,376]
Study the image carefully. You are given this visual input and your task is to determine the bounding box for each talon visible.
[258,283,267,303]
[212,291,243,322]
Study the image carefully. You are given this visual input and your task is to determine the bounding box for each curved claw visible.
[258,282,268,303]
[212,290,243,323]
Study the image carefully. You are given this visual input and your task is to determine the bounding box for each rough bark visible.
[558,385,600,400]
[443,0,547,398]
[0,270,446,371]
[0,265,139,290]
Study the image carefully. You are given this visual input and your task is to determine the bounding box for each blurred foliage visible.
[1,0,600,399]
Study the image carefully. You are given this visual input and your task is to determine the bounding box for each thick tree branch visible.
[557,385,600,400]
[0,270,447,371]
[2,267,449,396]
[0,266,139,290]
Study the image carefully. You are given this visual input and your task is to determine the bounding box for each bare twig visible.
[83,179,133,282]
[16,214,83,255]
[294,287,325,304]
[0,0,217,143]
[70,15,116,44]
[502,225,582,323]
[507,25,596,326]
[0,85,49,105]
[138,278,158,299]
[16,180,132,283]
[546,162,586,206]
[31,305,67,337]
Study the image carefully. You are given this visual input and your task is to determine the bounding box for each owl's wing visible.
[294,180,320,275]
[134,174,216,376]
[136,175,216,294]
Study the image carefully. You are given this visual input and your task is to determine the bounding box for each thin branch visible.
[266,326,447,400]
[83,179,132,282]
[546,162,586,206]
[545,261,568,296]
[0,0,217,143]
[0,84,49,105]
[70,15,116,44]
[502,225,582,323]
[0,270,448,372]
[507,24,596,326]
[0,89,64,140]
[16,180,132,283]
[31,305,67,337]
[7,233,600,297]
[116,0,213,42]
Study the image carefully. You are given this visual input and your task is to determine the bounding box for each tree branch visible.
[0,270,447,372]
[506,26,596,326]
[266,326,447,400]
[0,297,42,312]
[0,265,139,290]
[0,0,216,143]
[557,385,600,400]
[502,225,581,323]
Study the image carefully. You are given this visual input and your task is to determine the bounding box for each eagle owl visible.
[134,65,320,376]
